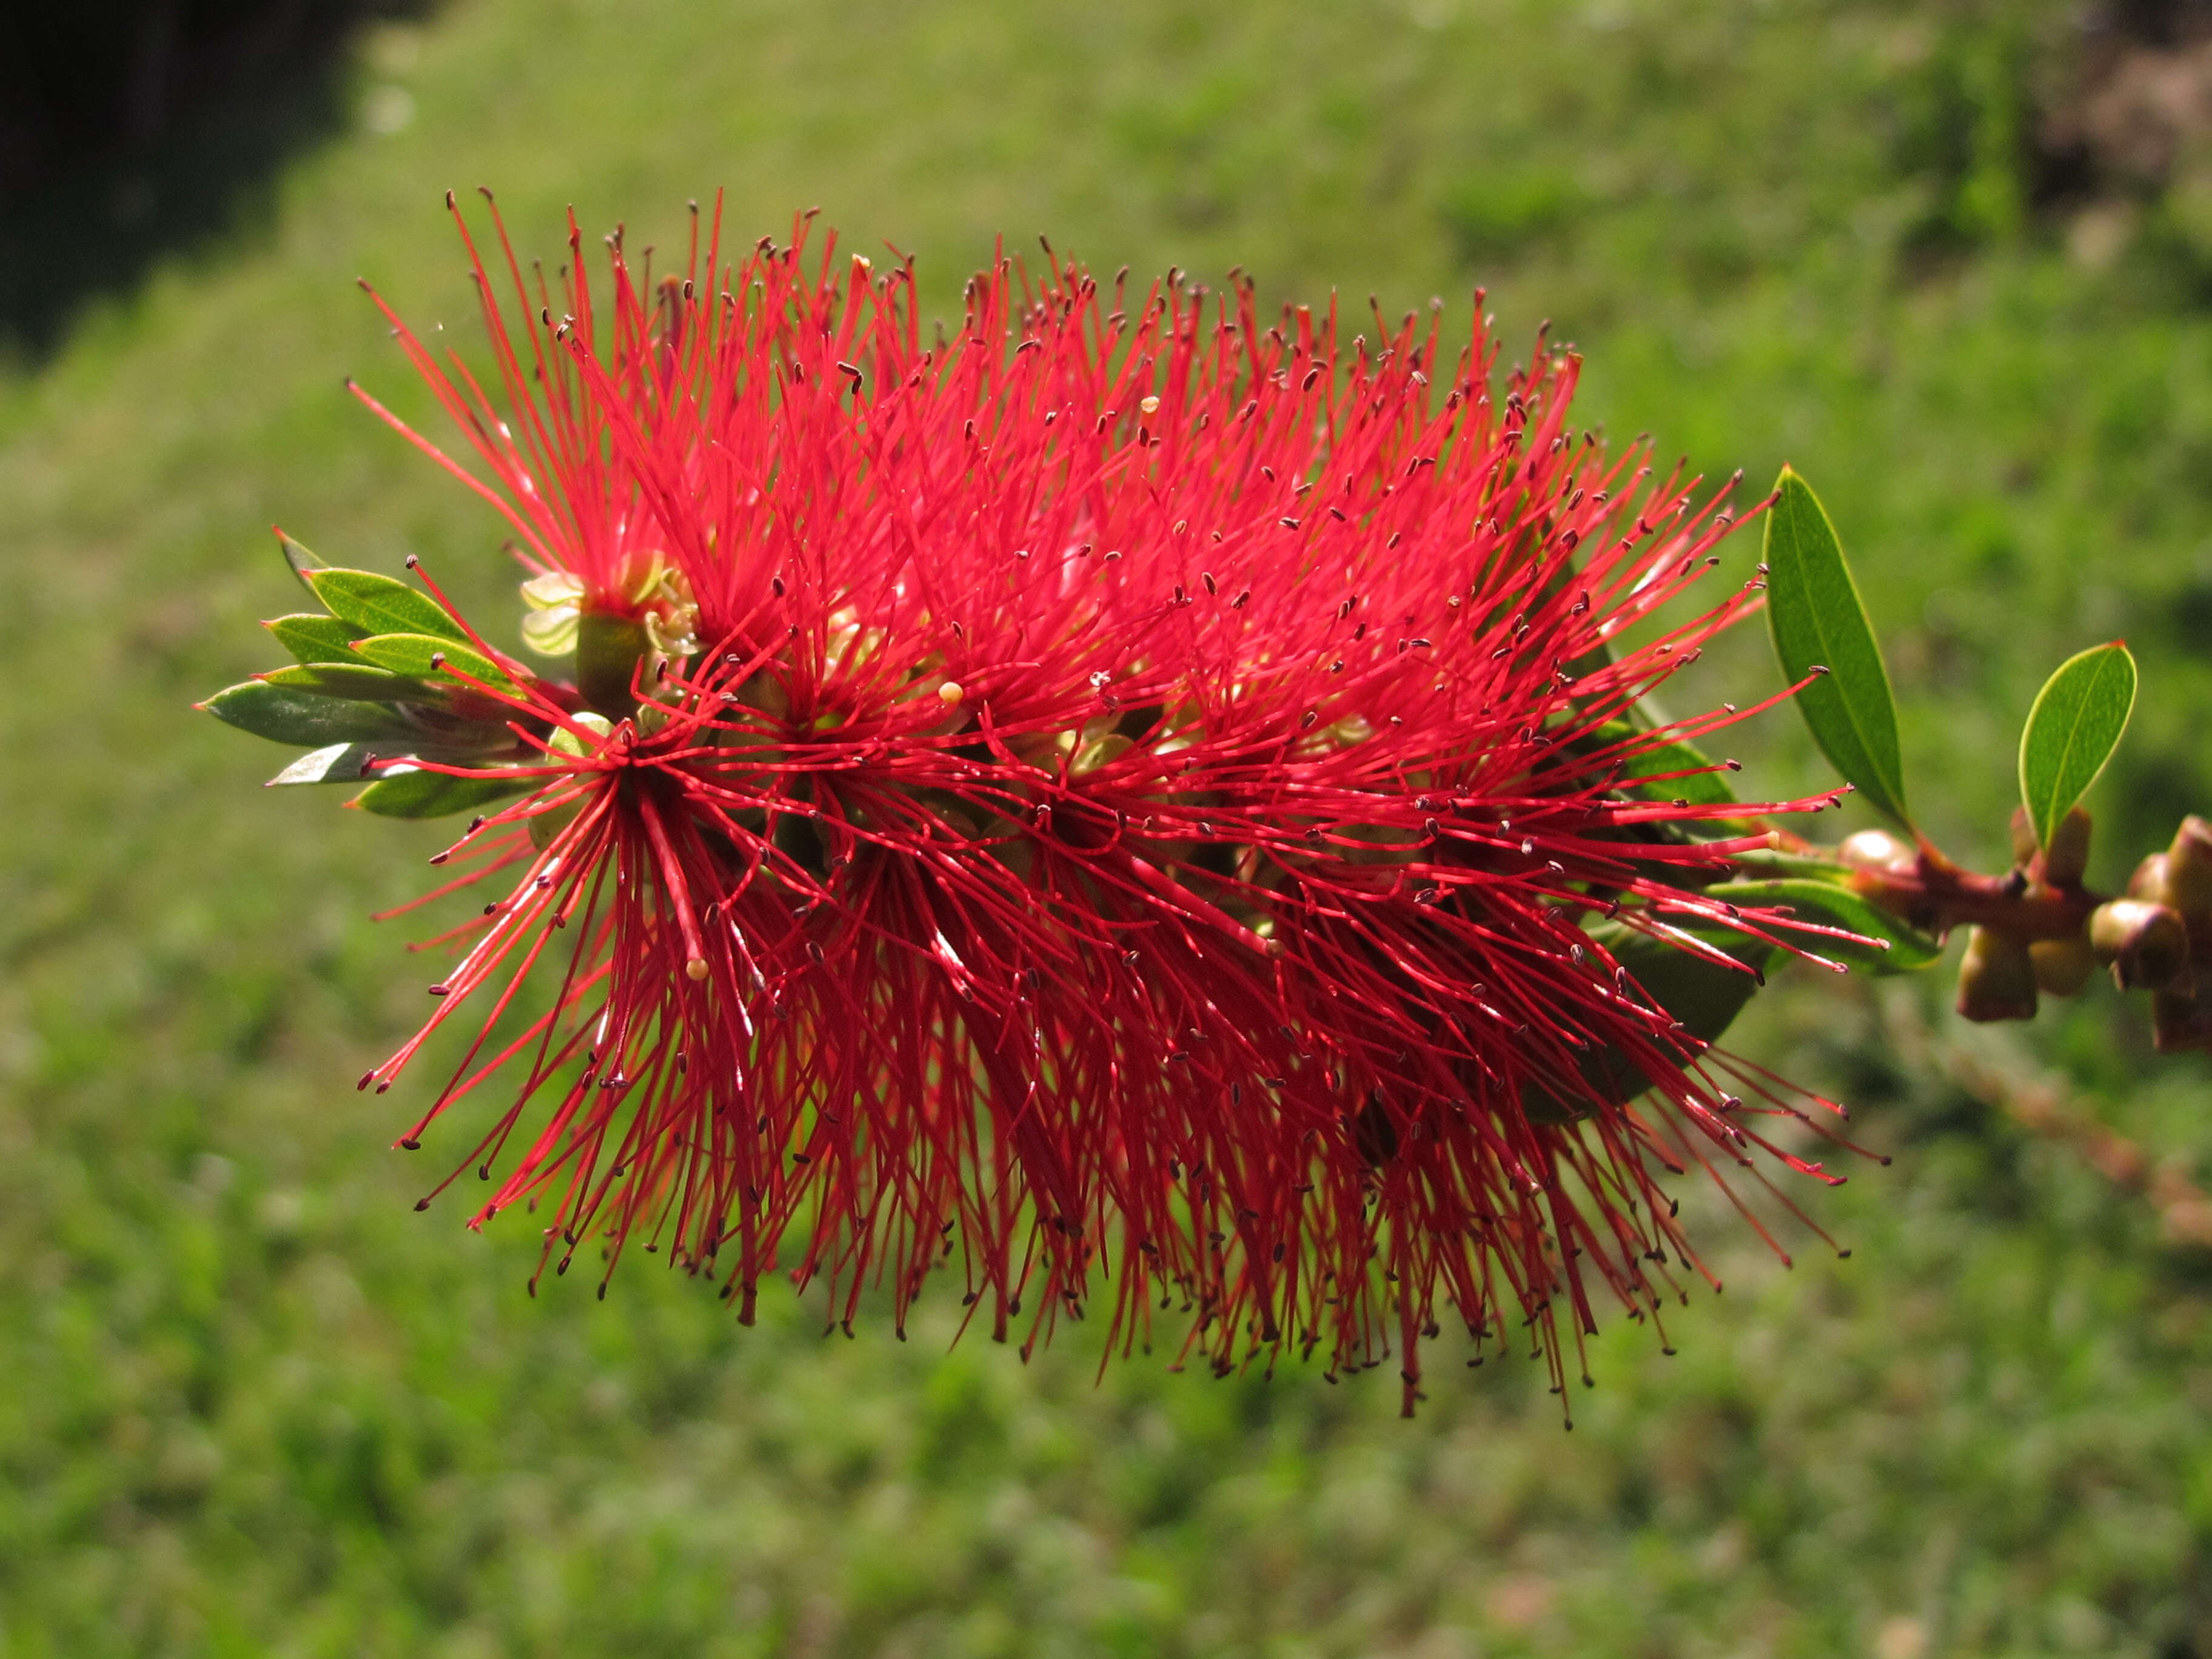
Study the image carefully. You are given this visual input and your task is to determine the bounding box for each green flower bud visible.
[578,611,650,716]
[548,712,614,759]
[2128,853,2169,902]
[2090,899,2193,992]
[724,670,791,725]
[1957,926,2037,1022]
[1071,732,1134,776]
[2165,816,2212,915]
[529,802,578,851]
[532,712,614,850]
[1839,829,1913,873]
[2040,806,2091,888]
[2029,933,2097,997]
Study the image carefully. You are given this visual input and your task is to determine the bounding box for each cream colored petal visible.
[520,571,586,611]
[521,603,581,657]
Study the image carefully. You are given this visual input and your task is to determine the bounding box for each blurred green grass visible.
[8,0,2212,1652]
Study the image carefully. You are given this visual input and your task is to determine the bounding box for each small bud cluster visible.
[2128,816,2212,1051]
[1954,809,2212,1052]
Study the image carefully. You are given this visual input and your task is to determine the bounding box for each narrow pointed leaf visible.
[353,766,532,819]
[264,614,360,663]
[304,568,473,646]
[1614,719,1738,808]
[1721,843,1877,880]
[1598,922,1774,1043]
[1704,877,1943,974]
[1567,712,1737,810]
[267,743,381,786]
[260,662,439,702]
[350,632,521,694]
[1763,468,1910,826]
[269,739,525,787]
[398,708,530,753]
[199,682,423,746]
[1524,923,1771,1120]
[2019,640,2137,851]
[278,531,327,592]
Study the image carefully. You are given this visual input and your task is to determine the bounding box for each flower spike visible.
[222,201,1868,1413]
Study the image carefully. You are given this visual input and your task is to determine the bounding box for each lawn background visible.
[7,1,2212,1654]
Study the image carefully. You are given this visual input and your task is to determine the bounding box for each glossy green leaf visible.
[1704,877,1943,974]
[199,682,421,747]
[304,568,473,646]
[1523,922,1771,1120]
[1722,844,1870,880]
[278,531,327,592]
[354,766,532,819]
[260,662,435,702]
[1566,711,1737,814]
[266,743,380,786]
[1598,922,1774,1044]
[268,739,523,787]
[350,632,520,694]
[264,614,360,664]
[1635,735,1737,808]
[2019,640,2137,851]
[399,708,529,754]
[1763,468,1910,826]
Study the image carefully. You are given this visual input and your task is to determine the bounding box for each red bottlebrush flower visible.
[301,198,1862,1413]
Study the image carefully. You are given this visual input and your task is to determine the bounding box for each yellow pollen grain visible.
[1139,395,1161,415]
[937,681,965,706]
[685,957,709,982]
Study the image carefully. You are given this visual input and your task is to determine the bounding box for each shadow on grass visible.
[0,2,436,358]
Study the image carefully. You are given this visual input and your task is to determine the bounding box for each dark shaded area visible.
[2034,0,2212,203]
[0,2,431,355]
[2094,0,2212,50]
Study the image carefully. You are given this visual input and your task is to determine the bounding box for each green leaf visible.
[278,532,327,592]
[2019,640,2138,851]
[268,739,524,787]
[264,614,360,664]
[304,568,473,646]
[350,632,520,694]
[1634,734,1737,808]
[1602,711,1738,807]
[1721,844,1869,880]
[199,682,423,747]
[1563,711,1737,817]
[266,743,380,786]
[354,766,532,819]
[1763,468,1910,827]
[1597,922,1774,1044]
[1704,877,1943,974]
[1523,922,1771,1120]
[260,662,438,702]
